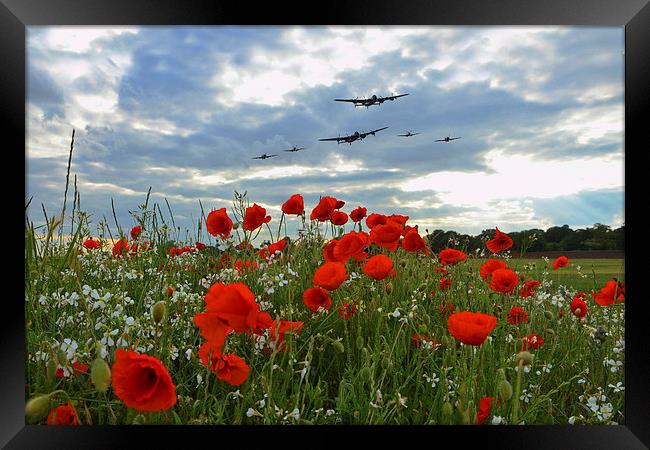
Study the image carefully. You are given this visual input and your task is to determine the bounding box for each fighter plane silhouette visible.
[398,131,420,137]
[435,136,461,142]
[283,146,306,152]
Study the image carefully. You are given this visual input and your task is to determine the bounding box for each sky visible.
[25,26,624,242]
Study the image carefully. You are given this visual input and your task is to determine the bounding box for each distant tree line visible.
[424,223,625,255]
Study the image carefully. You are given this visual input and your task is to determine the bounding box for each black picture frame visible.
[4,0,649,448]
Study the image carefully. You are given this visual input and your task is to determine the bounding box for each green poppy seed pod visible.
[361,347,370,362]
[458,382,468,406]
[498,379,513,402]
[152,301,166,324]
[332,340,345,353]
[132,414,146,425]
[356,335,364,350]
[46,358,57,382]
[496,368,506,381]
[544,310,554,321]
[381,357,392,370]
[442,401,453,417]
[516,351,535,366]
[90,357,112,393]
[359,366,372,383]
[545,328,556,336]
[232,222,240,230]
[418,283,427,292]
[25,394,51,421]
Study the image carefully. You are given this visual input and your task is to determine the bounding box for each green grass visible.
[24,195,626,426]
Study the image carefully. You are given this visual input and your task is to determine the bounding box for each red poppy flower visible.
[198,345,250,386]
[350,206,367,222]
[552,256,570,270]
[593,279,625,306]
[259,239,287,262]
[476,396,494,425]
[438,248,468,266]
[489,268,519,294]
[55,360,89,378]
[519,279,541,298]
[365,213,388,229]
[506,306,528,325]
[47,402,78,425]
[203,282,271,334]
[310,196,339,221]
[486,228,513,254]
[195,242,206,251]
[333,233,366,263]
[322,239,343,263]
[434,267,449,275]
[330,210,349,226]
[402,229,428,255]
[112,238,130,258]
[447,311,498,346]
[313,262,349,291]
[370,220,403,252]
[439,277,452,290]
[282,194,305,215]
[206,208,233,239]
[362,254,396,280]
[111,349,177,412]
[570,296,588,318]
[130,225,142,240]
[243,203,271,231]
[233,259,259,274]
[387,214,409,226]
[269,320,304,352]
[524,333,545,350]
[479,259,507,281]
[338,303,357,320]
[411,334,442,350]
[193,312,233,355]
[83,238,101,250]
[303,287,332,312]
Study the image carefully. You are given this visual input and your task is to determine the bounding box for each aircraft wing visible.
[319,136,347,142]
[384,93,409,101]
[334,99,362,104]
[434,139,446,142]
[362,126,388,137]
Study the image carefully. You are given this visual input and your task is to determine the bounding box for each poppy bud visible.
[359,366,372,383]
[516,351,534,366]
[442,401,453,417]
[356,336,365,350]
[496,368,506,381]
[166,287,175,298]
[25,394,51,421]
[544,310,554,321]
[498,379,513,401]
[90,357,111,393]
[132,414,146,425]
[46,358,57,382]
[381,357,392,370]
[418,283,427,292]
[458,407,471,425]
[458,383,468,406]
[385,283,393,294]
[332,340,345,353]
[232,222,240,230]
[361,347,370,362]
[152,301,166,324]
[545,328,556,336]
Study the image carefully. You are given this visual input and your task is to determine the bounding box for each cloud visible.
[25,26,624,237]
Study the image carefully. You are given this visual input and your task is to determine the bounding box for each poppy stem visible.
[512,359,524,424]
[277,213,284,242]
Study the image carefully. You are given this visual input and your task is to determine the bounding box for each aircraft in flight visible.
[319,127,389,145]
[251,153,278,160]
[283,146,306,152]
[435,136,462,142]
[334,93,409,108]
[397,131,420,137]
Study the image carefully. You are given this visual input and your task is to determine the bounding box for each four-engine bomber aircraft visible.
[283,146,306,152]
[334,93,409,108]
[398,131,420,137]
[251,153,278,160]
[435,136,462,142]
[319,127,389,145]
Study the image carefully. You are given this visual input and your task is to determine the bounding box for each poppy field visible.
[24,192,626,426]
